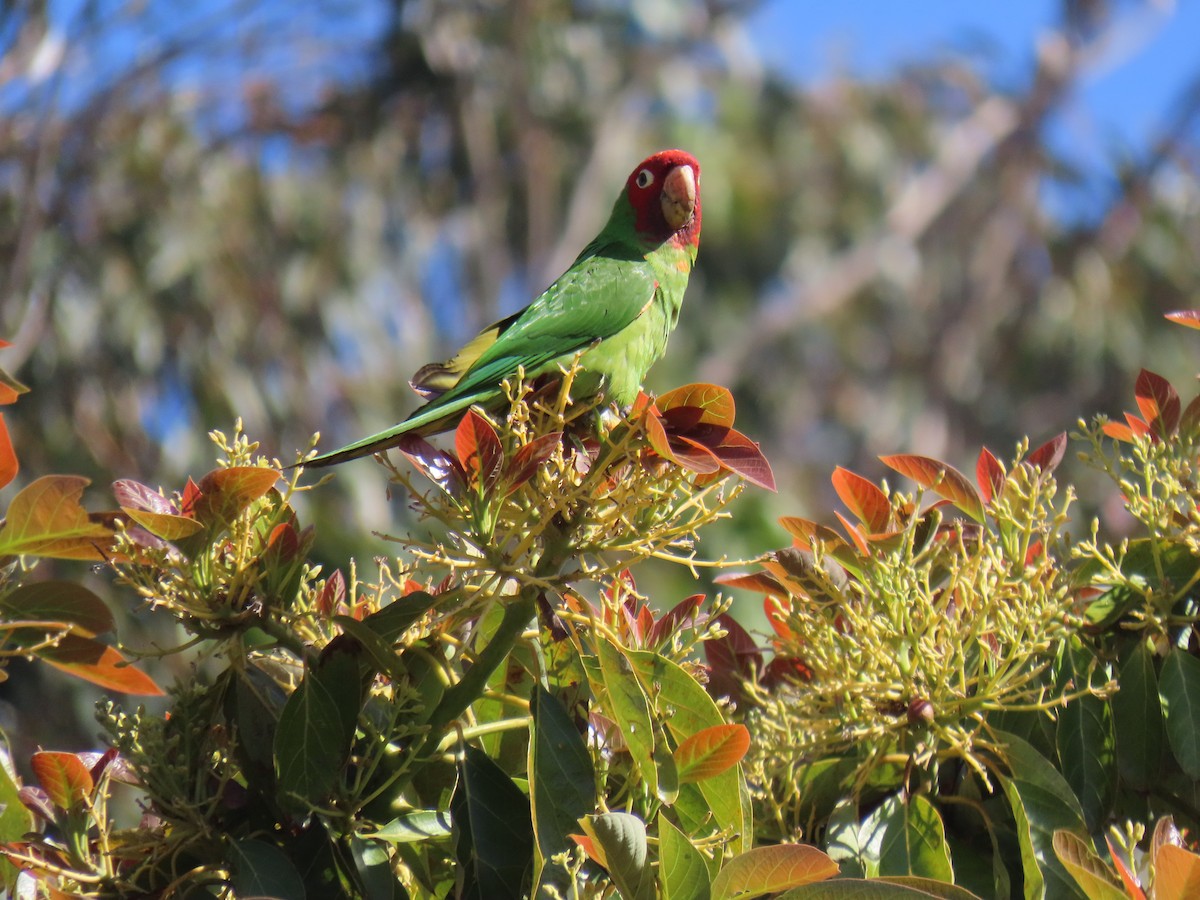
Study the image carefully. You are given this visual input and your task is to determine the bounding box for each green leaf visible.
[625,647,749,854]
[993,730,1088,900]
[1159,648,1200,778]
[1111,638,1163,789]
[0,581,114,637]
[592,638,659,801]
[530,686,595,889]
[0,752,32,886]
[580,812,655,900]
[1053,638,1115,830]
[370,810,454,843]
[862,794,953,882]
[229,838,306,900]
[780,879,983,898]
[710,844,839,899]
[659,814,711,900]
[1052,830,1126,900]
[274,644,363,816]
[451,745,534,900]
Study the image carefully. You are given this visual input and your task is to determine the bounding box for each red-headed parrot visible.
[306,149,701,467]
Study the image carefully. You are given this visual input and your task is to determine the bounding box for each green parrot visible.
[306,149,701,467]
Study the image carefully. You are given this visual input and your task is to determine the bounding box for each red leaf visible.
[179,477,203,517]
[39,635,164,695]
[704,612,762,700]
[1165,309,1200,330]
[1135,369,1180,437]
[505,432,562,493]
[656,383,735,427]
[779,516,851,553]
[1027,433,1068,473]
[976,447,1005,505]
[397,434,466,495]
[112,479,175,515]
[831,467,891,534]
[833,511,870,555]
[762,655,814,687]
[30,751,93,810]
[764,596,793,640]
[317,570,347,617]
[710,429,776,491]
[879,454,985,523]
[646,593,706,646]
[455,409,504,490]
[674,724,750,782]
[0,413,16,491]
[666,434,723,475]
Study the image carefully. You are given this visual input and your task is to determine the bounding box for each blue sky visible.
[748,1,1198,204]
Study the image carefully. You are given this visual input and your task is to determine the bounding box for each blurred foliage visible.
[3,0,1200,746]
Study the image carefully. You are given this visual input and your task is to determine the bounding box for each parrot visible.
[305,148,701,468]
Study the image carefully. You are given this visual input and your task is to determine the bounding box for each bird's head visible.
[624,149,701,249]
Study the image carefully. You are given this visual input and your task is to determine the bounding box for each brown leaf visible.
[655,383,735,428]
[1027,432,1068,474]
[711,429,776,491]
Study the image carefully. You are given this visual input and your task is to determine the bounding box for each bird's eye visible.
[636,169,654,189]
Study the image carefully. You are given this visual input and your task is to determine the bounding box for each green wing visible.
[306,245,655,466]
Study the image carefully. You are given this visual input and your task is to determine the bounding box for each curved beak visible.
[661,164,697,231]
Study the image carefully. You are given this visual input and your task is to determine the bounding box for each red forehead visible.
[624,149,700,189]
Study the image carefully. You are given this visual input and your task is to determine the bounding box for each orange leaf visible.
[715,570,786,597]
[39,635,164,695]
[0,413,16,490]
[656,383,735,427]
[831,467,891,533]
[1101,421,1134,442]
[976,446,1005,505]
[879,454,985,523]
[834,511,871,555]
[1135,369,1180,437]
[0,364,28,406]
[764,596,794,640]
[710,844,839,898]
[1166,309,1200,329]
[1105,834,1146,900]
[568,833,603,867]
[0,475,114,560]
[1154,844,1200,898]
[675,724,751,783]
[30,751,93,810]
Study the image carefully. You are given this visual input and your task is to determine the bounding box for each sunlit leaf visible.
[370,810,454,843]
[1154,844,1200,898]
[831,467,891,533]
[1134,369,1180,437]
[456,408,504,490]
[975,447,1004,505]
[1052,831,1125,900]
[646,593,706,647]
[834,511,870,556]
[710,844,838,899]
[674,725,750,783]
[0,414,15,490]
[1106,834,1146,900]
[191,466,279,527]
[879,455,984,523]
[120,507,204,541]
[715,570,785,597]
[30,751,93,810]
[0,362,28,405]
[0,581,115,637]
[398,434,466,495]
[593,638,659,799]
[39,635,164,695]
[112,479,175,514]
[317,569,347,617]
[1101,420,1134,442]
[866,794,954,882]
[656,384,736,427]
[0,475,114,560]
[659,814,711,900]
[1165,309,1200,329]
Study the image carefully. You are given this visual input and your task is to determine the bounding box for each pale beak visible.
[661,164,697,231]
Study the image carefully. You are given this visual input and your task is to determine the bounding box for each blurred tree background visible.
[2,0,1199,742]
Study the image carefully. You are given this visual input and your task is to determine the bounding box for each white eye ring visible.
[636,169,654,189]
